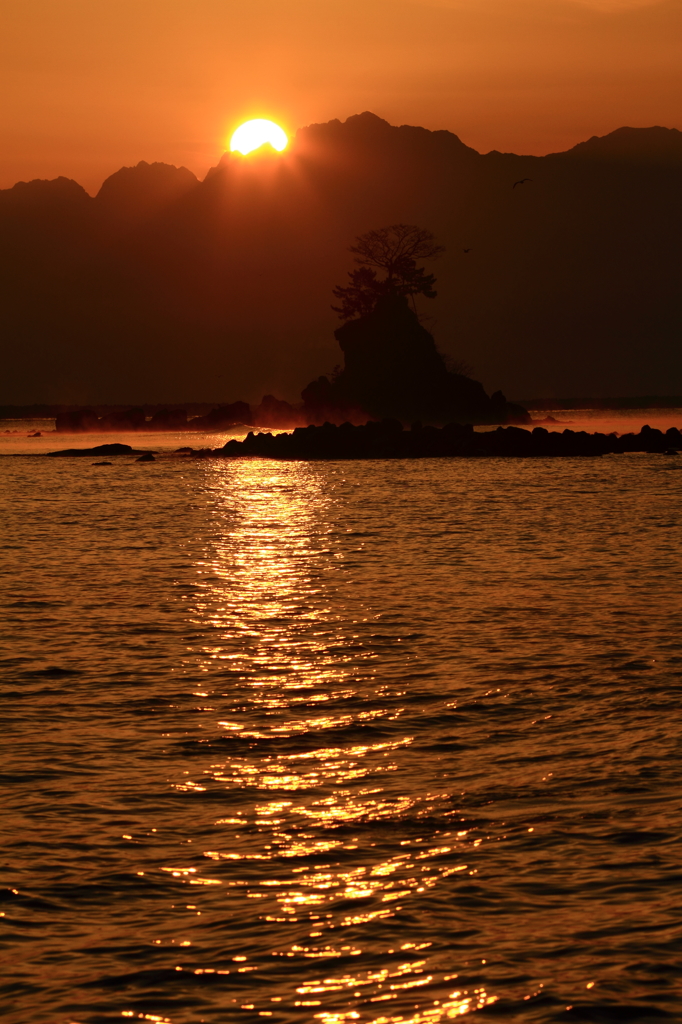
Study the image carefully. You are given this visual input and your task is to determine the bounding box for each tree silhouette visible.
[332,224,445,321]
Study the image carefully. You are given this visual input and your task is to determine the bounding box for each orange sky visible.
[1,0,680,194]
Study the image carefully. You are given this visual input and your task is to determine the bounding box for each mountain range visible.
[1,112,681,405]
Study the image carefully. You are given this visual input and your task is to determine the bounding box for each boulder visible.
[45,443,149,457]
[253,394,302,428]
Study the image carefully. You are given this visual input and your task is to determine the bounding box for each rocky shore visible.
[182,421,680,460]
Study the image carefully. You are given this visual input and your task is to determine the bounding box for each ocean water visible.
[1,452,681,1024]
[0,421,252,457]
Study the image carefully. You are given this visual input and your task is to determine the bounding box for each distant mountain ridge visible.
[95,161,198,231]
[552,125,682,164]
[1,112,680,404]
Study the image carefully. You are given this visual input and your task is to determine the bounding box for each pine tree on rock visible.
[332,224,444,321]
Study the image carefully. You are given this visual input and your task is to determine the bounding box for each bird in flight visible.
[463,248,473,253]
[513,178,533,188]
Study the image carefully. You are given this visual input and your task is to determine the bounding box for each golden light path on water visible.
[165,459,498,1021]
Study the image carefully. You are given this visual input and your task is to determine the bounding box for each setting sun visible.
[230,119,288,155]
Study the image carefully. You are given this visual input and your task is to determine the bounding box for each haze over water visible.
[2,451,681,1023]
[3,408,682,457]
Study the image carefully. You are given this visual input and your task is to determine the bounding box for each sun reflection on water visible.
[161,460,498,1019]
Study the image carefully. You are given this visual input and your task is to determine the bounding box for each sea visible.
[1,410,681,1024]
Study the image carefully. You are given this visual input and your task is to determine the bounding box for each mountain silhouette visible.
[551,126,682,165]
[95,161,198,234]
[1,111,681,405]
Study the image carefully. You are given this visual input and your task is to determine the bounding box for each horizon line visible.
[2,114,680,198]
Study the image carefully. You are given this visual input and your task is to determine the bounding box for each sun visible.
[230,119,288,156]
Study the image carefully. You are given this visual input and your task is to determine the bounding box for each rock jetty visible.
[182,421,681,460]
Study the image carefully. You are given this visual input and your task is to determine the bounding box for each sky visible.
[1,0,680,195]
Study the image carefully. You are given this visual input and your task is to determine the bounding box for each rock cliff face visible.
[302,294,528,425]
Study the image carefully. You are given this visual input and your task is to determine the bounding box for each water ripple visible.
[0,455,680,1022]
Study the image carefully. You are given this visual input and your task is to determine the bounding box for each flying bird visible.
[463,248,473,253]
[513,178,533,188]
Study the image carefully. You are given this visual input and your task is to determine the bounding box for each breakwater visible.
[186,420,681,460]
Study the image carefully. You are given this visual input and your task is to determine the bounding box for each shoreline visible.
[17,421,682,461]
[182,422,682,459]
